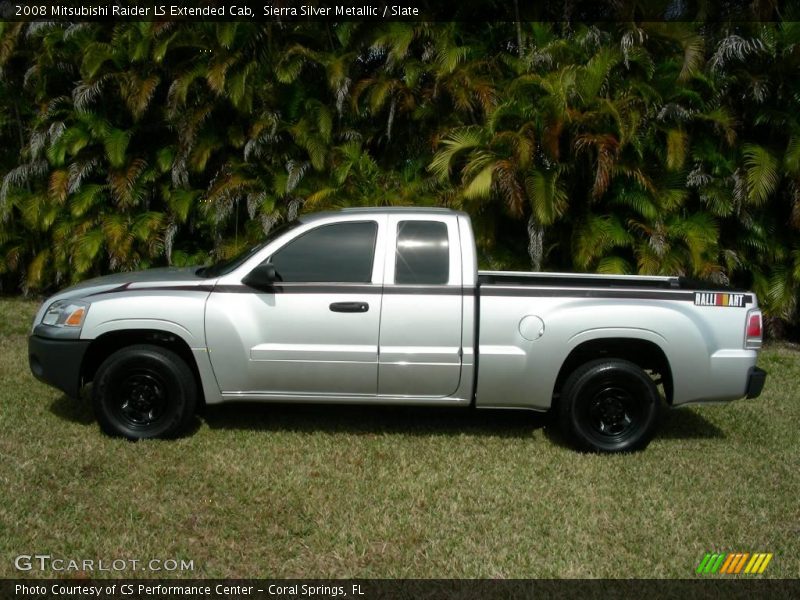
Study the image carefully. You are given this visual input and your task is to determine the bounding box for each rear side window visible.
[395,220,449,284]
[270,221,377,283]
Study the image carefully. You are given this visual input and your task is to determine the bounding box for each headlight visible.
[41,300,89,328]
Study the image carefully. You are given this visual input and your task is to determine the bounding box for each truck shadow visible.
[543,407,725,449]
[658,407,726,440]
[48,394,549,438]
[49,395,725,441]
[203,402,726,442]
[202,403,551,439]
[49,392,94,425]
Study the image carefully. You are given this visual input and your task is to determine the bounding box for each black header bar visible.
[0,0,789,23]
[3,579,800,600]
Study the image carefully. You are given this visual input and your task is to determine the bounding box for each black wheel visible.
[559,359,661,453]
[92,344,197,440]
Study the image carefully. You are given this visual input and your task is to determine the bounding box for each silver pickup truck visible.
[28,207,766,452]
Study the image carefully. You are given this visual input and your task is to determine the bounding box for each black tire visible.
[92,344,197,440]
[559,359,661,453]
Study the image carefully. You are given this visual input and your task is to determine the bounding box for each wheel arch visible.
[553,336,673,405]
[80,329,205,406]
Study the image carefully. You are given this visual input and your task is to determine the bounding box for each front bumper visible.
[28,335,90,398]
[746,366,767,399]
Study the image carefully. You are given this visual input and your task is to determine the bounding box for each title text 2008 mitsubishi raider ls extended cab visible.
[29,208,767,452]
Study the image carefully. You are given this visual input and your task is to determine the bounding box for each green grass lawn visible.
[1,297,798,579]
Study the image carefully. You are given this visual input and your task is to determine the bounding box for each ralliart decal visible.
[694,292,746,307]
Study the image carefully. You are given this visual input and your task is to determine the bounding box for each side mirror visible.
[243,263,279,290]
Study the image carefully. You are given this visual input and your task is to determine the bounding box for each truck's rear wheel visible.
[559,359,660,453]
[92,344,196,440]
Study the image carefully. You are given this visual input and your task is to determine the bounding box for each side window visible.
[395,220,449,285]
[270,221,377,283]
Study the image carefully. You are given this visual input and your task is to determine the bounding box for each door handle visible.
[329,301,369,313]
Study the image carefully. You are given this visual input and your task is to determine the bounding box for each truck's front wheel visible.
[559,359,660,453]
[92,344,197,440]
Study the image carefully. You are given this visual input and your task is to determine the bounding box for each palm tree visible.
[0,18,799,339]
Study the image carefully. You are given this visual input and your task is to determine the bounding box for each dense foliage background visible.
[0,20,798,335]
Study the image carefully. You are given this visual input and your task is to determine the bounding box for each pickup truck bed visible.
[476,270,761,413]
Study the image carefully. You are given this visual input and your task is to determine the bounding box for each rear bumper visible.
[28,335,90,398]
[674,349,763,405]
[746,366,767,399]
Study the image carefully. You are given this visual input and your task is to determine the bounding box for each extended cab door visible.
[377,215,463,397]
[205,216,386,397]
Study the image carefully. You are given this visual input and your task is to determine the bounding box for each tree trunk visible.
[386,95,396,143]
[13,102,31,193]
[527,213,544,271]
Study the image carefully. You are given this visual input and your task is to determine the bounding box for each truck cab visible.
[204,208,477,404]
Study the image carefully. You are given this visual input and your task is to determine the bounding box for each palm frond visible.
[462,164,494,200]
[120,73,160,119]
[743,144,779,206]
[525,168,567,226]
[72,76,108,112]
[573,214,632,269]
[103,128,131,169]
[596,256,631,274]
[48,169,69,204]
[0,161,48,206]
[69,184,105,217]
[80,42,114,78]
[784,135,800,176]
[666,129,687,171]
[25,248,51,290]
[710,35,765,72]
[428,128,483,180]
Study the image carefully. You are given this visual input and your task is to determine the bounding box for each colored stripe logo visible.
[696,552,773,574]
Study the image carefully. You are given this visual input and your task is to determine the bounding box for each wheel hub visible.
[588,387,636,437]
[118,372,166,426]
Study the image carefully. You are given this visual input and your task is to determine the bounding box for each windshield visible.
[197,220,301,278]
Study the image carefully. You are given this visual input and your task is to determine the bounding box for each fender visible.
[567,326,668,348]
[81,318,223,405]
[83,318,198,346]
